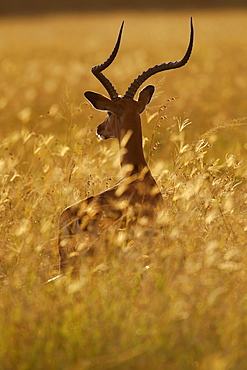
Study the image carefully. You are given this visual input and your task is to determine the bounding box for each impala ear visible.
[137,85,155,113]
[84,91,123,116]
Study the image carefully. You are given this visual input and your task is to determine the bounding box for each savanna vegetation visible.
[0,10,247,369]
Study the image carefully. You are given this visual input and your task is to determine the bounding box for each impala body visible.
[58,20,194,273]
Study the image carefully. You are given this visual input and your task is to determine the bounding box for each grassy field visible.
[0,9,247,369]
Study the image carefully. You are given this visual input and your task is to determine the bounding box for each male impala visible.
[59,19,194,273]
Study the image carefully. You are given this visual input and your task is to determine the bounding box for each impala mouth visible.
[97,132,106,140]
[97,132,115,140]
[97,128,115,140]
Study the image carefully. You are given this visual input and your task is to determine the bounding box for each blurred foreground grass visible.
[0,10,247,369]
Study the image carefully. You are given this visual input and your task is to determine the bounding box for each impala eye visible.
[108,112,112,117]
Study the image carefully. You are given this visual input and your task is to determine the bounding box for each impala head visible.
[85,85,154,142]
[85,19,194,143]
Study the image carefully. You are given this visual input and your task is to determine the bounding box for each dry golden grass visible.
[0,10,247,369]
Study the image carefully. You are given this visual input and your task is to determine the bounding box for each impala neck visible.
[119,114,149,176]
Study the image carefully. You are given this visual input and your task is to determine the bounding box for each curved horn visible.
[124,18,194,99]
[92,21,124,101]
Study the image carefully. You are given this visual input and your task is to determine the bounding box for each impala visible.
[59,19,194,273]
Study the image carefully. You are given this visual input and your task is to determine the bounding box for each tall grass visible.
[0,10,247,369]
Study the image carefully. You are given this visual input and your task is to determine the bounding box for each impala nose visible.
[96,125,106,140]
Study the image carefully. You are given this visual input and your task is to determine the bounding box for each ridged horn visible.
[124,18,194,99]
[91,21,124,101]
